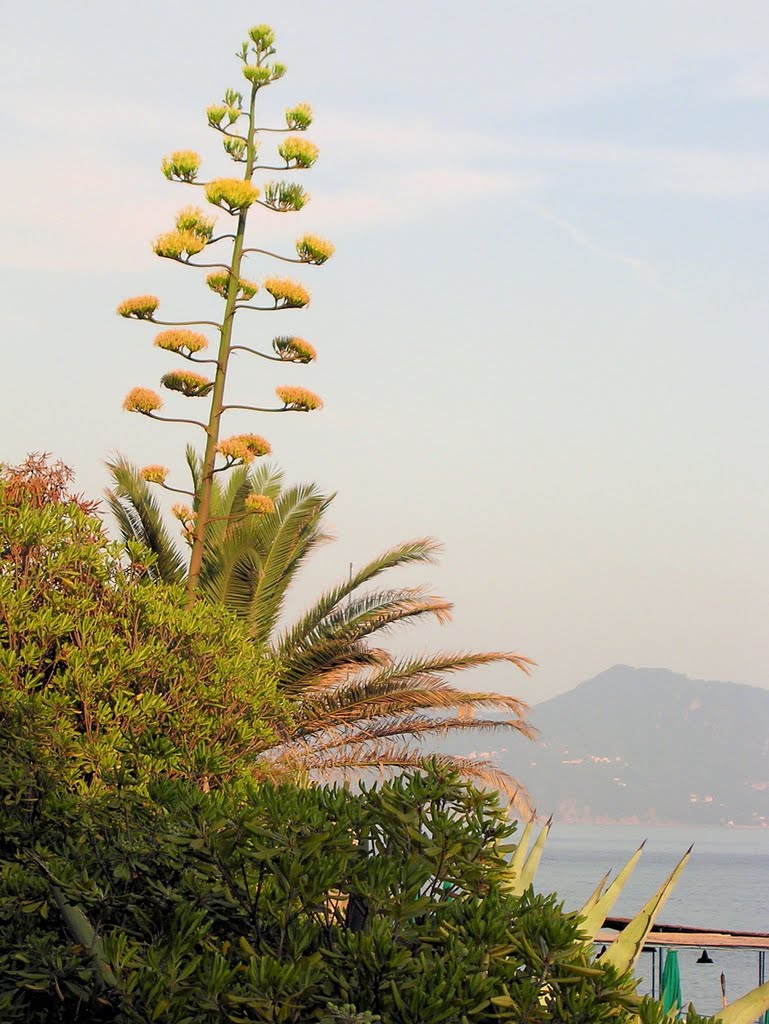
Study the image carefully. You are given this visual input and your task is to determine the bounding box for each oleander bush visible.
[0,455,283,792]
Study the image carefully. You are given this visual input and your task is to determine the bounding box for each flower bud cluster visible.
[160,369,213,397]
[123,387,162,414]
[244,493,275,515]
[153,230,207,260]
[140,465,169,484]
[272,336,317,363]
[206,272,259,300]
[263,181,308,212]
[285,103,312,131]
[161,150,201,182]
[116,295,159,319]
[278,136,319,169]
[295,234,335,265]
[154,329,209,355]
[275,385,323,411]
[264,277,310,308]
[205,178,259,213]
[217,434,272,464]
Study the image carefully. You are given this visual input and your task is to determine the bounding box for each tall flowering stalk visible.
[117,25,332,603]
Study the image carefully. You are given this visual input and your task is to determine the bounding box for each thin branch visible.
[233,303,294,312]
[182,260,232,270]
[183,354,220,366]
[254,200,297,213]
[221,404,289,413]
[242,247,308,264]
[208,234,237,244]
[230,344,291,362]
[145,412,209,431]
[150,317,223,330]
[159,483,195,497]
[253,164,308,172]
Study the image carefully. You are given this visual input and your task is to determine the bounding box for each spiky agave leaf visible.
[601,846,692,973]
[716,981,769,1024]
[578,841,646,940]
[505,818,534,889]
[507,817,552,896]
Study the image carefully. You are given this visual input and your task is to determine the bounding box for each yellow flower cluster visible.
[171,503,193,522]
[295,234,335,265]
[154,329,208,354]
[206,104,229,127]
[242,65,272,86]
[205,177,259,213]
[278,135,319,168]
[140,465,169,485]
[248,24,275,49]
[171,503,196,543]
[272,335,317,363]
[276,385,323,411]
[244,493,275,515]
[217,433,272,464]
[160,369,213,397]
[175,206,215,240]
[123,387,162,414]
[153,230,207,260]
[116,295,159,320]
[208,104,240,128]
[205,272,259,300]
[263,276,310,308]
[285,103,313,131]
[161,150,201,182]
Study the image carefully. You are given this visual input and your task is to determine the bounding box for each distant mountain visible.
[451,666,769,826]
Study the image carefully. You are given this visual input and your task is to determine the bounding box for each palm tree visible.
[106,455,536,812]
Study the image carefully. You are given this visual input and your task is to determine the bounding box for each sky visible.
[2,1,768,705]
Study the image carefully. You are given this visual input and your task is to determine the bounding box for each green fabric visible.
[661,949,683,1015]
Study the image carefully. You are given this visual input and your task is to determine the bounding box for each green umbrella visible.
[661,949,683,1017]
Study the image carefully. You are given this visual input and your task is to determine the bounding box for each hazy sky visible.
[2,1,768,704]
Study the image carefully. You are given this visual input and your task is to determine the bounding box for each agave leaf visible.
[579,841,646,940]
[51,885,116,988]
[580,870,611,919]
[601,846,692,974]
[715,980,769,1024]
[503,817,533,891]
[509,816,552,897]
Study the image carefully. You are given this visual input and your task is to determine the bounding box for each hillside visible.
[454,666,769,825]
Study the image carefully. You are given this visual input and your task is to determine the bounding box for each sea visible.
[534,825,769,1018]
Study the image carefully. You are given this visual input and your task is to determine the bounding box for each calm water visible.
[533,825,769,1017]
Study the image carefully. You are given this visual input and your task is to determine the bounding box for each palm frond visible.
[277,538,442,655]
[279,589,453,692]
[288,678,533,741]
[105,455,187,584]
[270,745,533,816]
[303,714,535,754]
[185,445,202,507]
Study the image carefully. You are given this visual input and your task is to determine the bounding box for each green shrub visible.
[0,763,715,1023]
[0,455,282,792]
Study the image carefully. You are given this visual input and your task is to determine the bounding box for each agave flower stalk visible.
[116,25,332,602]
